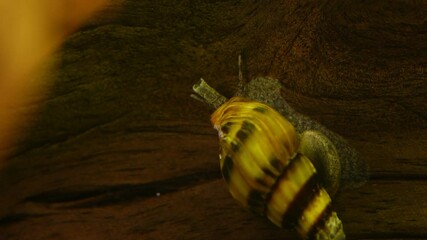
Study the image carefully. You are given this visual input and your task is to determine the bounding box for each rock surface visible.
[0,1,426,239]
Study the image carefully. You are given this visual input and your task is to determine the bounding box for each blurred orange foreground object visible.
[0,0,110,163]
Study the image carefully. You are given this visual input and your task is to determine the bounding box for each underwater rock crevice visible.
[21,170,220,209]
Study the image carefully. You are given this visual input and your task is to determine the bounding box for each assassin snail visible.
[191,55,368,240]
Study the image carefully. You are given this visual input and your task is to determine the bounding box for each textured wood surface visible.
[1,0,426,239]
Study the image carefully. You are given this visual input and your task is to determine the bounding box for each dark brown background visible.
[1,0,426,239]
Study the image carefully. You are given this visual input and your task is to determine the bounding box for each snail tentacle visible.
[235,54,245,97]
[191,78,227,109]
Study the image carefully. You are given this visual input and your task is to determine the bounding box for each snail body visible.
[191,56,367,240]
[241,77,368,191]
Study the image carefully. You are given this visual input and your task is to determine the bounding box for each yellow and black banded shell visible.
[211,97,344,240]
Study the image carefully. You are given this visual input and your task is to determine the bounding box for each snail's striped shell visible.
[211,97,344,240]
